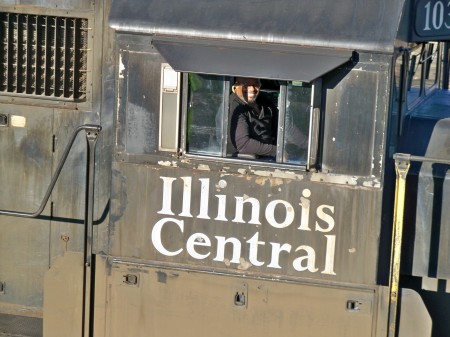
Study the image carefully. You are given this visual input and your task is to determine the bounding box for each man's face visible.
[235,78,261,103]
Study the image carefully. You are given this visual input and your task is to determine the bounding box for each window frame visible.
[178,72,321,171]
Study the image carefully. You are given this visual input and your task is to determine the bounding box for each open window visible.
[406,42,441,108]
[175,72,321,169]
[119,57,322,169]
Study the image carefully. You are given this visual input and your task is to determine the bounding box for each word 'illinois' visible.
[152,176,337,275]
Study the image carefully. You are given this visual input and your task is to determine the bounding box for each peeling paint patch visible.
[118,53,125,79]
[363,179,380,188]
[272,178,284,186]
[216,180,227,189]
[255,177,268,186]
[196,164,211,171]
[158,161,178,167]
[311,172,358,186]
[219,168,232,176]
[238,168,247,175]
[250,169,303,180]
[349,248,356,253]
[251,170,272,177]
[156,271,167,283]
[237,258,252,270]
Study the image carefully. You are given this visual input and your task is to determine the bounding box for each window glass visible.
[123,51,161,154]
[184,73,317,168]
[186,74,225,156]
[391,54,404,137]
[407,44,423,107]
[406,42,441,108]
[393,54,403,116]
[283,82,311,165]
[425,42,439,93]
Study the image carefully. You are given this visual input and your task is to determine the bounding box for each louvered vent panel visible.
[0,12,88,100]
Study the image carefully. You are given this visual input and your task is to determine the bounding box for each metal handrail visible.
[388,153,450,337]
[0,124,101,337]
[394,152,450,165]
[0,124,101,218]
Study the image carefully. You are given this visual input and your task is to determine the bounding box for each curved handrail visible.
[0,124,101,218]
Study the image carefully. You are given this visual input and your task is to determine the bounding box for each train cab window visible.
[283,82,314,165]
[406,42,441,108]
[182,73,320,168]
[407,44,423,107]
[424,42,439,93]
[185,74,226,156]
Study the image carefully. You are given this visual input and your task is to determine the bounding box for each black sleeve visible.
[230,106,277,157]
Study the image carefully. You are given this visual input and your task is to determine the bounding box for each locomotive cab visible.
[2,1,450,337]
[101,0,427,336]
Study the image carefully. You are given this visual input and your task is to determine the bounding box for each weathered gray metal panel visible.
[106,261,376,337]
[110,162,383,285]
[49,111,95,264]
[43,253,108,337]
[116,46,163,155]
[412,118,450,279]
[1,0,94,10]
[321,55,389,178]
[43,252,83,337]
[398,288,432,337]
[109,0,406,53]
[0,105,53,316]
[0,0,114,322]
[94,0,117,256]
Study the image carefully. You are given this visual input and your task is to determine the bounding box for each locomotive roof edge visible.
[108,0,407,54]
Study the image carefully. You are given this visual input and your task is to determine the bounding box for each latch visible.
[346,300,361,312]
[123,273,139,286]
[234,292,246,306]
[233,282,248,308]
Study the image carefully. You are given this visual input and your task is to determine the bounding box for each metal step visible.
[0,314,42,337]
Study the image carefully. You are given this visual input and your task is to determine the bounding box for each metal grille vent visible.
[0,12,89,100]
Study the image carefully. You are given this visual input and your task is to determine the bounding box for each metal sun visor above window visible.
[154,39,347,168]
[151,37,352,83]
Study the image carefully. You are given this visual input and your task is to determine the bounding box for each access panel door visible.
[106,262,376,337]
[0,105,53,318]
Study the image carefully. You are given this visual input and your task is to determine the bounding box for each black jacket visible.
[229,92,278,157]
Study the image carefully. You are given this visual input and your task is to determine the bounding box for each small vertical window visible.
[424,42,439,93]
[186,74,226,156]
[392,52,406,138]
[159,63,181,151]
[406,42,441,108]
[282,82,312,165]
[407,44,423,107]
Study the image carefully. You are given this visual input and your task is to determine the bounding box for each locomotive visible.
[0,0,449,336]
